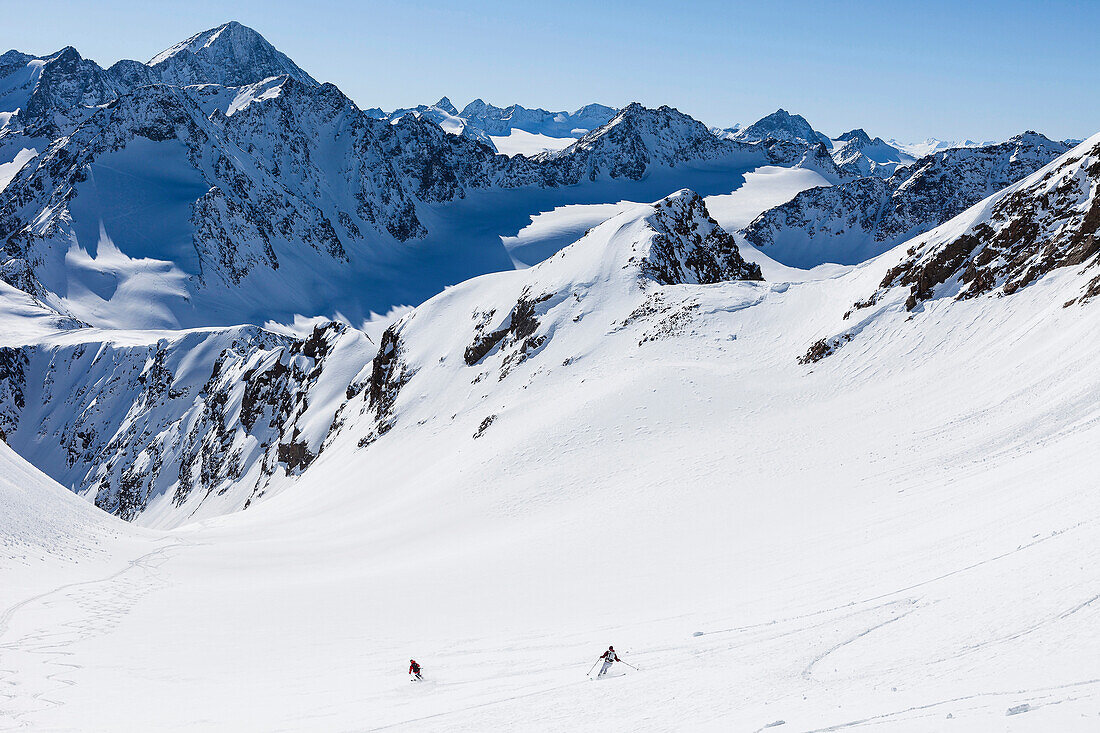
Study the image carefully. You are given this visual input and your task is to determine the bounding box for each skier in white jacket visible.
[597,646,620,677]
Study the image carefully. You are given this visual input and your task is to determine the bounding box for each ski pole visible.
[620,660,639,671]
[587,659,600,676]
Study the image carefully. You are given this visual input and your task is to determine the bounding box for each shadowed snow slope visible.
[2,182,1098,730]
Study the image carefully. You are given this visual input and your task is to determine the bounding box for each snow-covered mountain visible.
[710,122,741,138]
[3,21,1099,730]
[379,99,620,157]
[144,21,317,88]
[0,22,316,139]
[793,133,1100,366]
[861,134,1100,314]
[830,128,913,177]
[741,131,1071,267]
[342,188,761,445]
[727,113,910,179]
[0,46,122,137]
[533,103,797,180]
[732,108,831,147]
[0,82,826,330]
[385,96,499,149]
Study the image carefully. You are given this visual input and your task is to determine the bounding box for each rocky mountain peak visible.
[641,189,763,285]
[434,96,458,115]
[836,128,873,146]
[147,21,317,88]
[735,108,829,147]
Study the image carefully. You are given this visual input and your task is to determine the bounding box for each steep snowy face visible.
[794,141,848,183]
[339,190,761,445]
[146,21,318,88]
[0,46,122,135]
[0,322,373,526]
[734,108,830,147]
[742,131,1071,267]
[459,99,616,138]
[866,134,1100,312]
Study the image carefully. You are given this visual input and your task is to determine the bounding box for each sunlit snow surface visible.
[488,130,577,157]
[0,146,36,192]
[2,155,1099,731]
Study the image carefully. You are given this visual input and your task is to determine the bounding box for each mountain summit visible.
[146,21,318,87]
[734,108,830,147]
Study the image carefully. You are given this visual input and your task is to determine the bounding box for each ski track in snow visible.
[799,678,1100,732]
[0,538,192,730]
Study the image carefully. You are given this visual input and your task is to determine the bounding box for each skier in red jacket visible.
[409,659,422,680]
[597,646,620,677]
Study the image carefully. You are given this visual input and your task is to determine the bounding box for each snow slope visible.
[0,441,159,728]
[488,129,576,157]
[2,175,1099,730]
[2,21,1098,733]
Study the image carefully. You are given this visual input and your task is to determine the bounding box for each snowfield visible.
[3,169,1099,730]
[488,130,577,157]
[2,21,1099,733]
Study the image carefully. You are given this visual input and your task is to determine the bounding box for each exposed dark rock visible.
[641,190,762,284]
[463,291,553,371]
[365,324,414,440]
[278,433,315,473]
[0,347,29,441]
[799,333,853,364]
[465,328,509,366]
[473,414,496,439]
[865,141,1100,310]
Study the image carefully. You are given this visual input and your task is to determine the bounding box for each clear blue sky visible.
[3,0,1096,142]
